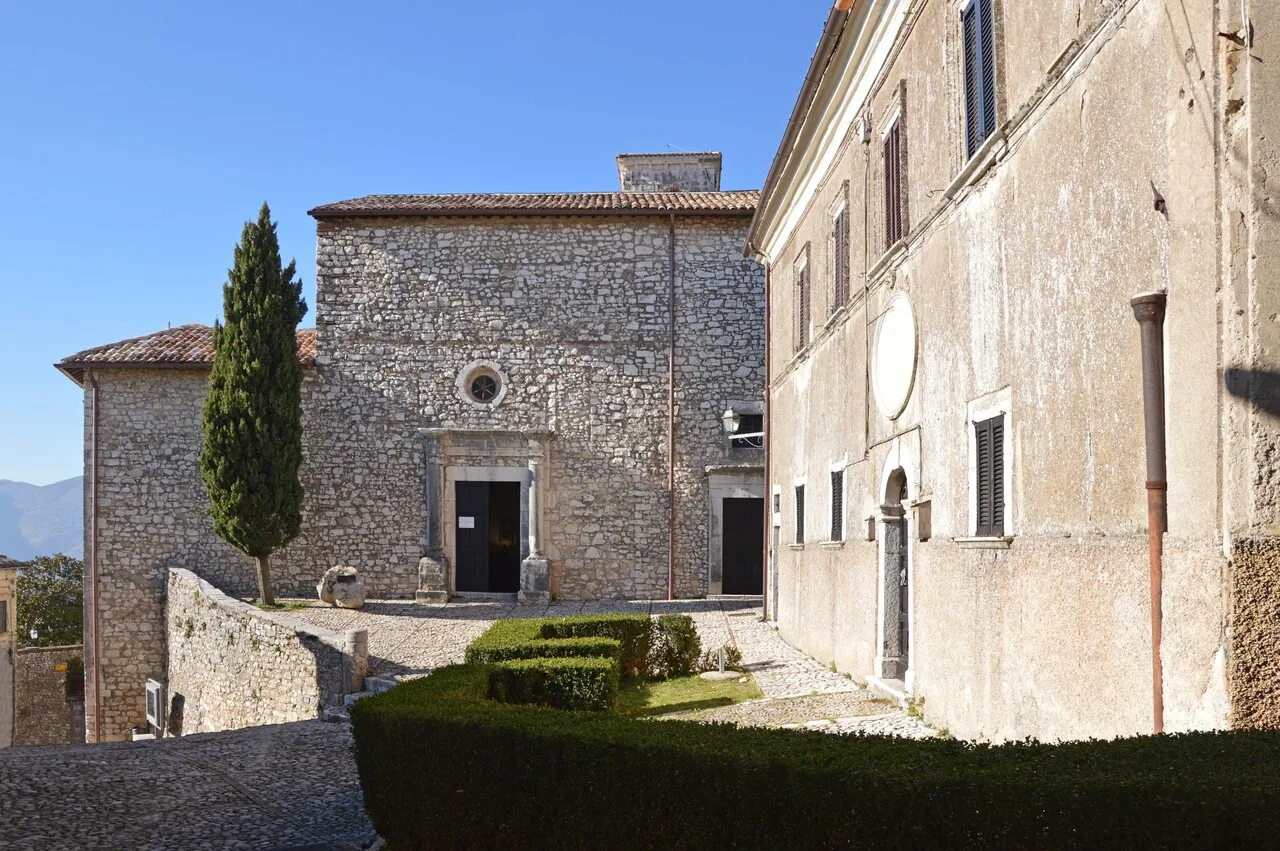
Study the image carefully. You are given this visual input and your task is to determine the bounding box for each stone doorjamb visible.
[875,436,919,691]
[705,465,765,596]
[415,428,553,603]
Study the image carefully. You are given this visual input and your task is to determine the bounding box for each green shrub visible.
[648,614,701,678]
[537,615,651,678]
[467,636,622,666]
[487,657,620,711]
[350,666,1280,850]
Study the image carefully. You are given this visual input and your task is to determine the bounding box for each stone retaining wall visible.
[14,645,82,747]
[165,569,367,735]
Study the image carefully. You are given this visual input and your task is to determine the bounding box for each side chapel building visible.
[749,0,1280,740]
[57,153,767,741]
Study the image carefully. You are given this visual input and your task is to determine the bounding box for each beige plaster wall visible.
[764,0,1242,740]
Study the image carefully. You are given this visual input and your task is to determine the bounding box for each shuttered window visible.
[795,485,806,545]
[833,206,849,311]
[795,259,811,351]
[975,414,1005,537]
[831,470,844,542]
[0,600,7,633]
[963,0,998,159]
[884,120,905,248]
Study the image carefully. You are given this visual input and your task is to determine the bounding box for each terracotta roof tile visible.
[308,190,759,219]
[57,324,316,386]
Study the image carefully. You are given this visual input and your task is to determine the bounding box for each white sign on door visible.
[458,516,476,529]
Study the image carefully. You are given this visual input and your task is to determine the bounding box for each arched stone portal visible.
[878,467,910,683]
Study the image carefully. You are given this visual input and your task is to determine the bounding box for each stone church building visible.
[57,153,766,741]
[749,0,1280,741]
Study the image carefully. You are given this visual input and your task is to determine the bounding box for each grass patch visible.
[616,673,762,717]
[253,599,310,612]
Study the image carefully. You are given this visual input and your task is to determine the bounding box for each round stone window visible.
[457,360,508,409]
[469,373,499,403]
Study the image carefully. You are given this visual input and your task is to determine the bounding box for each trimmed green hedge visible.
[538,614,650,678]
[488,656,619,711]
[649,614,701,678]
[466,635,622,666]
[350,665,1280,850]
[466,614,650,678]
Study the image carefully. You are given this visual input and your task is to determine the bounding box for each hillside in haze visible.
[0,477,83,560]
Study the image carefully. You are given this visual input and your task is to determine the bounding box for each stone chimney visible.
[616,152,722,192]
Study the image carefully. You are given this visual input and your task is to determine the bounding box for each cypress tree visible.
[201,202,307,606]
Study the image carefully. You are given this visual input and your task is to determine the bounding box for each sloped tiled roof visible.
[56,324,317,386]
[0,555,23,569]
[308,190,760,219]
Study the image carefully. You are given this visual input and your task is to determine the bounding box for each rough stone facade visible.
[750,0,1280,740]
[307,213,764,600]
[75,367,321,742]
[61,156,764,741]
[13,645,82,747]
[165,569,367,735]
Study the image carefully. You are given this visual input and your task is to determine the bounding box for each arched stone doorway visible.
[879,468,910,682]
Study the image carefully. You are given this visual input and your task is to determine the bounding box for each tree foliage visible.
[200,202,308,605]
[16,554,83,648]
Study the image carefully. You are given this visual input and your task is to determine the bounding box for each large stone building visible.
[57,153,766,741]
[748,0,1280,740]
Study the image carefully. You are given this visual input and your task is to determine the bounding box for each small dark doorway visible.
[722,497,764,595]
[455,481,521,593]
[881,470,909,681]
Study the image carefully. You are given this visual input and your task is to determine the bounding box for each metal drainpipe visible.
[1131,291,1168,734]
[668,214,678,601]
[87,370,102,743]
[762,265,772,619]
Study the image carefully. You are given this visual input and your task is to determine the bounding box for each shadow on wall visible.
[1223,368,1280,417]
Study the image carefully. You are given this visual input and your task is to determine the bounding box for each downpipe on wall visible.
[1131,291,1168,734]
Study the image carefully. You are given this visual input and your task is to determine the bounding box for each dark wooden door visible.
[488,482,521,593]
[456,482,490,592]
[722,498,764,595]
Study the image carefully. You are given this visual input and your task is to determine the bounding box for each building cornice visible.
[747,0,912,264]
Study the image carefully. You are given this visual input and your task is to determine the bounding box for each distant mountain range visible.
[0,477,83,561]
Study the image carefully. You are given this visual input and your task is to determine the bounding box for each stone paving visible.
[290,597,931,738]
[0,598,933,850]
[0,720,376,851]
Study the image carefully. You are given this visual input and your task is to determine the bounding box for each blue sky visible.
[0,1,828,485]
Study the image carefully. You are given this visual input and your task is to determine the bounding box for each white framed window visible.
[966,387,1013,538]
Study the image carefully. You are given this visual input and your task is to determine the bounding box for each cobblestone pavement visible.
[0,720,376,851]
[685,693,936,738]
[290,597,929,736]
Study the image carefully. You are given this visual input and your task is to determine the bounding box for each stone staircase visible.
[322,675,400,722]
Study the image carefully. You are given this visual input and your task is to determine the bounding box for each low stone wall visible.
[14,645,83,747]
[165,569,368,735]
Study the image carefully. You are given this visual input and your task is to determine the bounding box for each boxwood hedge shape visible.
[487,656,620,711]
[349,666,1280,850]
[537,614,650,678]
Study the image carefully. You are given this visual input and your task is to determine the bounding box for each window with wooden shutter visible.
[833,206,848,311]
[0,600,7,634]
[831,470,844,541]
[962,0,998,159]
[884,120,904,248]
[975,414,1005,537]
[795,485,806,545]
[795,255,810,351]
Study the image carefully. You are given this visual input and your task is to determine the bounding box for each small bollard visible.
[718,646,725,674]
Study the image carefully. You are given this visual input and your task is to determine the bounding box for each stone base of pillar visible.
[416,555,450,604]
[518,556,550,604]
